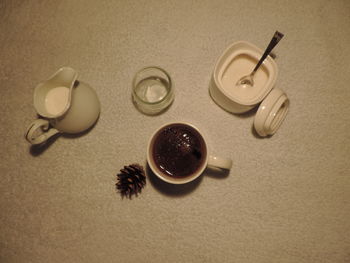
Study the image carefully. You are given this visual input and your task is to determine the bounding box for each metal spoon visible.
[237,31,284,87]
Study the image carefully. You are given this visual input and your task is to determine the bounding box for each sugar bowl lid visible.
[253,88,289,137]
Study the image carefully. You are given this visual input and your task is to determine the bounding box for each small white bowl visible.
[210,41,278,113]
[209,41,289,137]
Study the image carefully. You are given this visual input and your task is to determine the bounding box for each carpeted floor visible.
[0,0,349,262]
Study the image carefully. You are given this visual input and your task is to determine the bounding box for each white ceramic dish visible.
[210,41,278,113]
[209,41,289,137]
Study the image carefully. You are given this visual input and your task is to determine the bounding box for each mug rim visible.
[147,122,208,184]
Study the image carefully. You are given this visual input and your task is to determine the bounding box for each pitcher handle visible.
[25,119,60,145]
[208,155,232,170]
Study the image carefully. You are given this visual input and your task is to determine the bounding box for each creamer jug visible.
[25,67,100,145]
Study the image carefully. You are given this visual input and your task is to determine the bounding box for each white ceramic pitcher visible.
[25,67,100,145]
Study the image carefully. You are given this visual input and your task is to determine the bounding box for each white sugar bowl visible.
[210,41,289,137]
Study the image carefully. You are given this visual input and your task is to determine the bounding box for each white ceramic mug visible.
[147,122,232,184]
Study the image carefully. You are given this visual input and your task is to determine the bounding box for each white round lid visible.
[254,88,289,137]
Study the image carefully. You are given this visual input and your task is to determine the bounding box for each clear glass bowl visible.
[132,66,174,115]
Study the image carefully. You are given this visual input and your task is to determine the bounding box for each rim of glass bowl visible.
[132,66,173,105]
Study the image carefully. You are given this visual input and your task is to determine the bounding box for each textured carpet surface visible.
[1,0,349,262]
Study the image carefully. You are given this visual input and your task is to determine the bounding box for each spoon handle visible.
[253,31,284,73]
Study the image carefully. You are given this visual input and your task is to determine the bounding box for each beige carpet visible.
[1,0,349,262]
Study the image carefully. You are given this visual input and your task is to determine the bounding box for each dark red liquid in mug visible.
[151,123,207,178]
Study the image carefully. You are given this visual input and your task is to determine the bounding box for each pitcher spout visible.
[33,67,78,118]
[47,67,78,88]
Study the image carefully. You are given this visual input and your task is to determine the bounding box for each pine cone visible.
[116,164,146,198]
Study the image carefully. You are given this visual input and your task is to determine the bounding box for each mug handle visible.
[25,119,60,145]
[208,155,232,170]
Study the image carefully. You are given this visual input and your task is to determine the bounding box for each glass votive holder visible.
[132,66,174,115]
